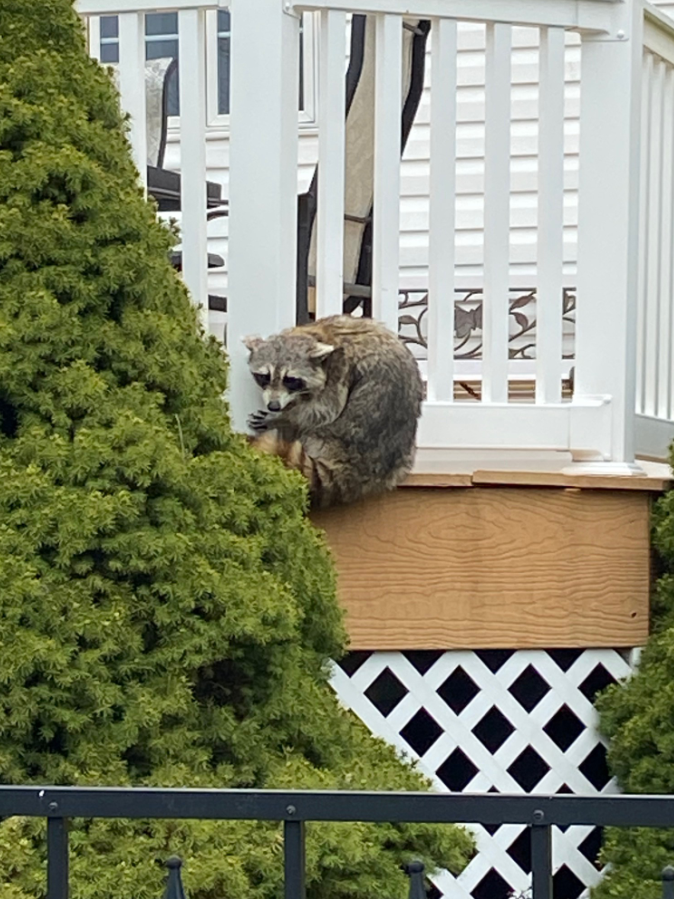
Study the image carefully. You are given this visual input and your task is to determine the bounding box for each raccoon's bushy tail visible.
[250,432,345,509]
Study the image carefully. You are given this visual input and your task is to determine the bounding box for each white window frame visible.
[298,10,319,127]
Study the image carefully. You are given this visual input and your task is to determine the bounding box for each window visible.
[98,11,314,125]
[214,11,308,117]
[99,15,118,64]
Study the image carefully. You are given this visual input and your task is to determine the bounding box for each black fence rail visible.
[3,786,674,899]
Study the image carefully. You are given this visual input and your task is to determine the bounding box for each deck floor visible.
[409,454,672,489]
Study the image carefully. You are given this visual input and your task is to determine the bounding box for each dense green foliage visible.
[0,2,473,896]
[593,470,674,898]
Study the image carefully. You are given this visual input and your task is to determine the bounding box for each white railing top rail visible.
[292,0,620,34]
[644,1,674,36]
[644,1,674,63]
[76,0,225,14]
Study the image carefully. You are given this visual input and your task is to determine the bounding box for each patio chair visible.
[296,15,431,323]
[108,58,227,312]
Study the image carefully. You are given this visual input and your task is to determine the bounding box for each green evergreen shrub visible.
[0,1,474,896]
[592,477,674,898]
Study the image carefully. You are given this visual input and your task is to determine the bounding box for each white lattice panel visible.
[330,649,636,899]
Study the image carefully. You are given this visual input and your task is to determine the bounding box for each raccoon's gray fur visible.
[243,315,423,509]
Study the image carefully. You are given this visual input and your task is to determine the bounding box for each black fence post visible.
[47,817,69,899]
[530,822,552,899]
[284,818,306,899]
[164,856,187,899]
[663,865,674,899]
[403,860,426,899]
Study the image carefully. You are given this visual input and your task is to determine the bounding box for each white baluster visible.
[88,15,102,62]
[644,57,664,418]
[178,8,209,328]
[372,13,402,333]
[636,51,653,417]
[658,65,674,421]
[316,9,347,319]
[427,17,457,403]
[118,12,147,188]
[536,26,565,406]
[482,23,511,405]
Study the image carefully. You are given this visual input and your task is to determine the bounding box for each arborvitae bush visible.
[592,466,674,898]
[0,2,473,896]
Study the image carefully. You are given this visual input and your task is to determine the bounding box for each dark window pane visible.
[217,4,231,114]
[217,9,231,34]
[100,15,118,38]
[100,43,119,64]
[145,38,179,61]
[218,36,230,115]
[146,12,178,36]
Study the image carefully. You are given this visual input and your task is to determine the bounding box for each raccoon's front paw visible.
[248,409,273,433]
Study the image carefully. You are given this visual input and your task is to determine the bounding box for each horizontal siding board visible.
[400,193,578,232]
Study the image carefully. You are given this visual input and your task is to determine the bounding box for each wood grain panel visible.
[311,486,651,650]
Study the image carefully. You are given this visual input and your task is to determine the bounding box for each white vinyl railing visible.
[232,0,642,467]
[76,0,674,468]
[636,5,674,458]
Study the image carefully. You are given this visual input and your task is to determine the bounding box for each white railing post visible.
[634,12,674,458]
[227,0,300,431]
[573,0,643,466]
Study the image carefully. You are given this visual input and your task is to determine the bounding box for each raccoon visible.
[243,315,424,509]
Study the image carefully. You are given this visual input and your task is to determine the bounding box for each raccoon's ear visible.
[309,342,335,361]
[242,335,264,353]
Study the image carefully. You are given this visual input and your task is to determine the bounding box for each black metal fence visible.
[3,786,674,899]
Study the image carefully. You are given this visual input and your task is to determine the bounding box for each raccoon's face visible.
[243,332,334,413]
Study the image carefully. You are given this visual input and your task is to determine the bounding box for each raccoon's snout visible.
[267,400,281,413]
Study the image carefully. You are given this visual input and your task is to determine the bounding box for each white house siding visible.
[159,3,674,335]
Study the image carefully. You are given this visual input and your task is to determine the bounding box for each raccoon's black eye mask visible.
[253,372,270,387]
[283,376,306,393]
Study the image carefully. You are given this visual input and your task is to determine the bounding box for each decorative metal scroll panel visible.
[330,648,635,899]
[397,287,577,364]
